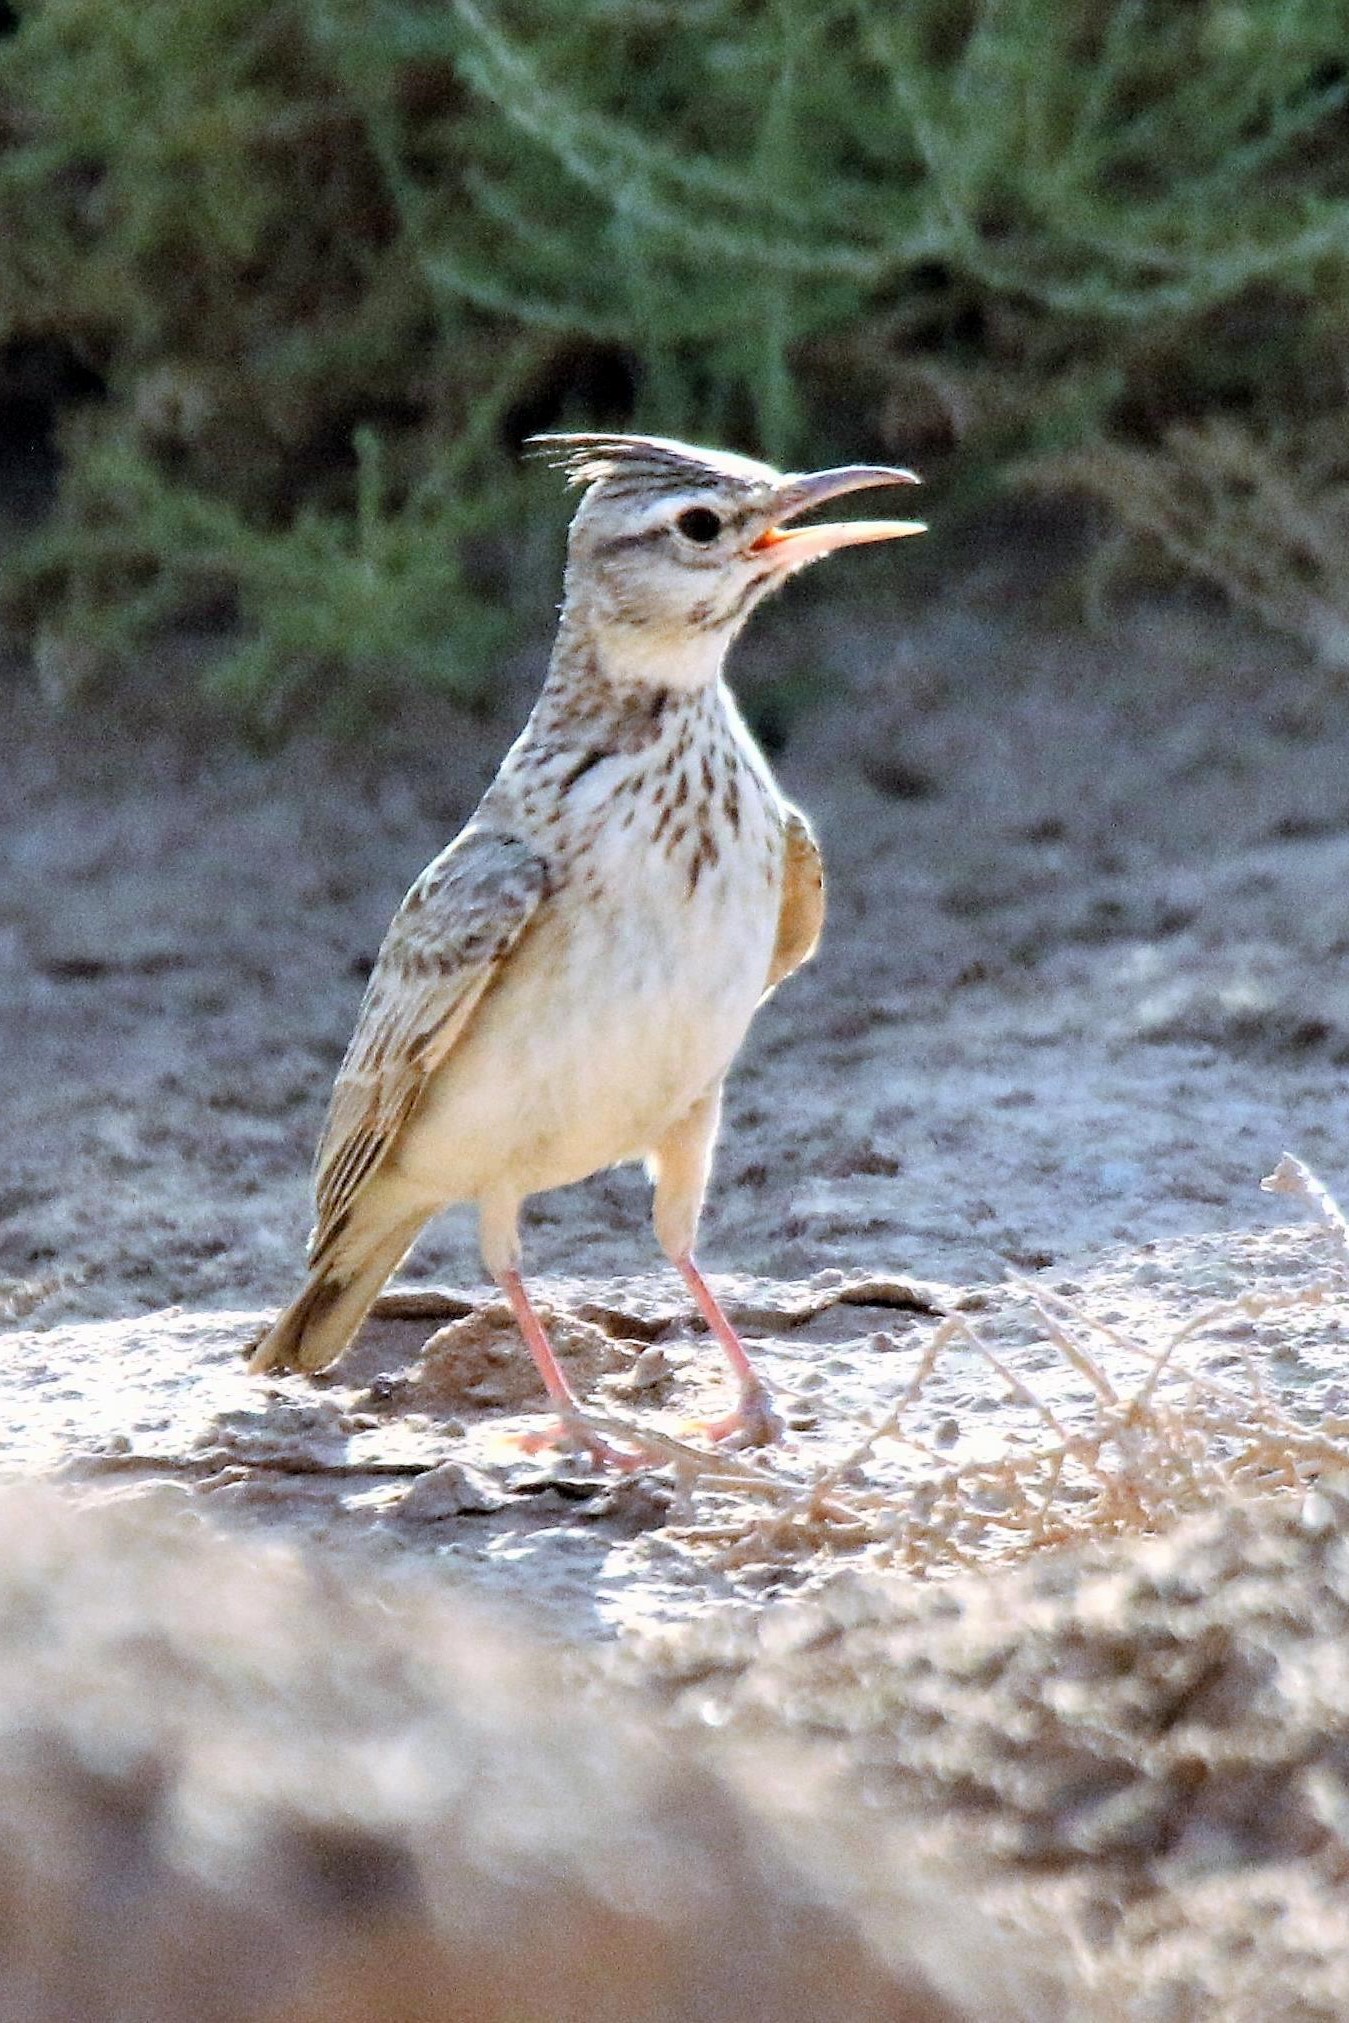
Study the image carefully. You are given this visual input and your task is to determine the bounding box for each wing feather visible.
[310,827,549,1261]
[765,807,825,993]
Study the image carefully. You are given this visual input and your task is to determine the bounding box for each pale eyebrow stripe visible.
[593,502,758,558]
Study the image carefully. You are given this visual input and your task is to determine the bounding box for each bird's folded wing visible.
[310,828,549,1261]
[765,807,825,993]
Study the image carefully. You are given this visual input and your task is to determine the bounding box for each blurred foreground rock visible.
[634,1482,1349,2023]
[0,1485,1067,2023]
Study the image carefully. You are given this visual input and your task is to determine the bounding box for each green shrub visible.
[4,0,1349,705]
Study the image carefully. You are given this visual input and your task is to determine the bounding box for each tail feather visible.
[250,1215,425,1375]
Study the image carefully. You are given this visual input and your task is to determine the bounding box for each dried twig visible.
[1262,1154,1349,1266]
[655,1173,1348,1576]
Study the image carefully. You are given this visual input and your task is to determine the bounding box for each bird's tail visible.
[249,1212,425,1375]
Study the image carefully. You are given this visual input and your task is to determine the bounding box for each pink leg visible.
[501,1269,644,1471]
[676,1253,782,1447]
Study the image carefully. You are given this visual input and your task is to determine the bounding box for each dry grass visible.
[571,1156,1349,1578]
[1027,419,1349,667]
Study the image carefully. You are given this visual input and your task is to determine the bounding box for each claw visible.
[695,1385,785,1449]
[515,1415,650,1473]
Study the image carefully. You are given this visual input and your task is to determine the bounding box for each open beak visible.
[750,464,925,567]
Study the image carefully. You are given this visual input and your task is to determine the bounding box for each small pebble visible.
[582,1477,674,1534]
[509,1458,604,1500]
[628,1346,669,1390]
[1186,1266,1240,1296]
[396,1461,506,1522]
[360,1375,408,1408]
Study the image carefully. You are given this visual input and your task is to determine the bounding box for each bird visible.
[251,433,924,1462]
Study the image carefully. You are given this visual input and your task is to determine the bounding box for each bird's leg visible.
[674,1253,782,1447]
[650,1090,783,1448]
[499,1269,647,1472]
[480,1198,656,1470]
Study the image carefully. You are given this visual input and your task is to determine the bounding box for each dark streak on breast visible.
[686,830,719,895]
[559,747,611,791]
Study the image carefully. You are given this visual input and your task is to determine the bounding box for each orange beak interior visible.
[749,463,926,566]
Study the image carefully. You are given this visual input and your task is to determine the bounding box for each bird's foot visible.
[695,1385,784,1450]
[515,1414,651,1474]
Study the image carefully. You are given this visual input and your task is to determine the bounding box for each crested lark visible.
[252,434,923,1458]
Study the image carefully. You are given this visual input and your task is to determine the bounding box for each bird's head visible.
[530,433,924,690]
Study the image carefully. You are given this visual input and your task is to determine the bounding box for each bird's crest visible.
[526,432,776,497]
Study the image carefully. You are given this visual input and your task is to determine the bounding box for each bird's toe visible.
[514,1415,652,1474]
[697,1388,784,1449]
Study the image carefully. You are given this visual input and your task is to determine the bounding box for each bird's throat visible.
[551,601,731,698]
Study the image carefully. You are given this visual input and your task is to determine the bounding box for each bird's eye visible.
[675,506,723,544]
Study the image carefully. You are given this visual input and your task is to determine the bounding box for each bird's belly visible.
[397,843,779,1203]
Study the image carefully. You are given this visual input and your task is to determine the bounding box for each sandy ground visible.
[3,569,1349,2013]
[4,574,1349,1585]
[5,587,1348,1318]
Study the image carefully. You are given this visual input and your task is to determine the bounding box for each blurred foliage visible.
[3,0,1349,707]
